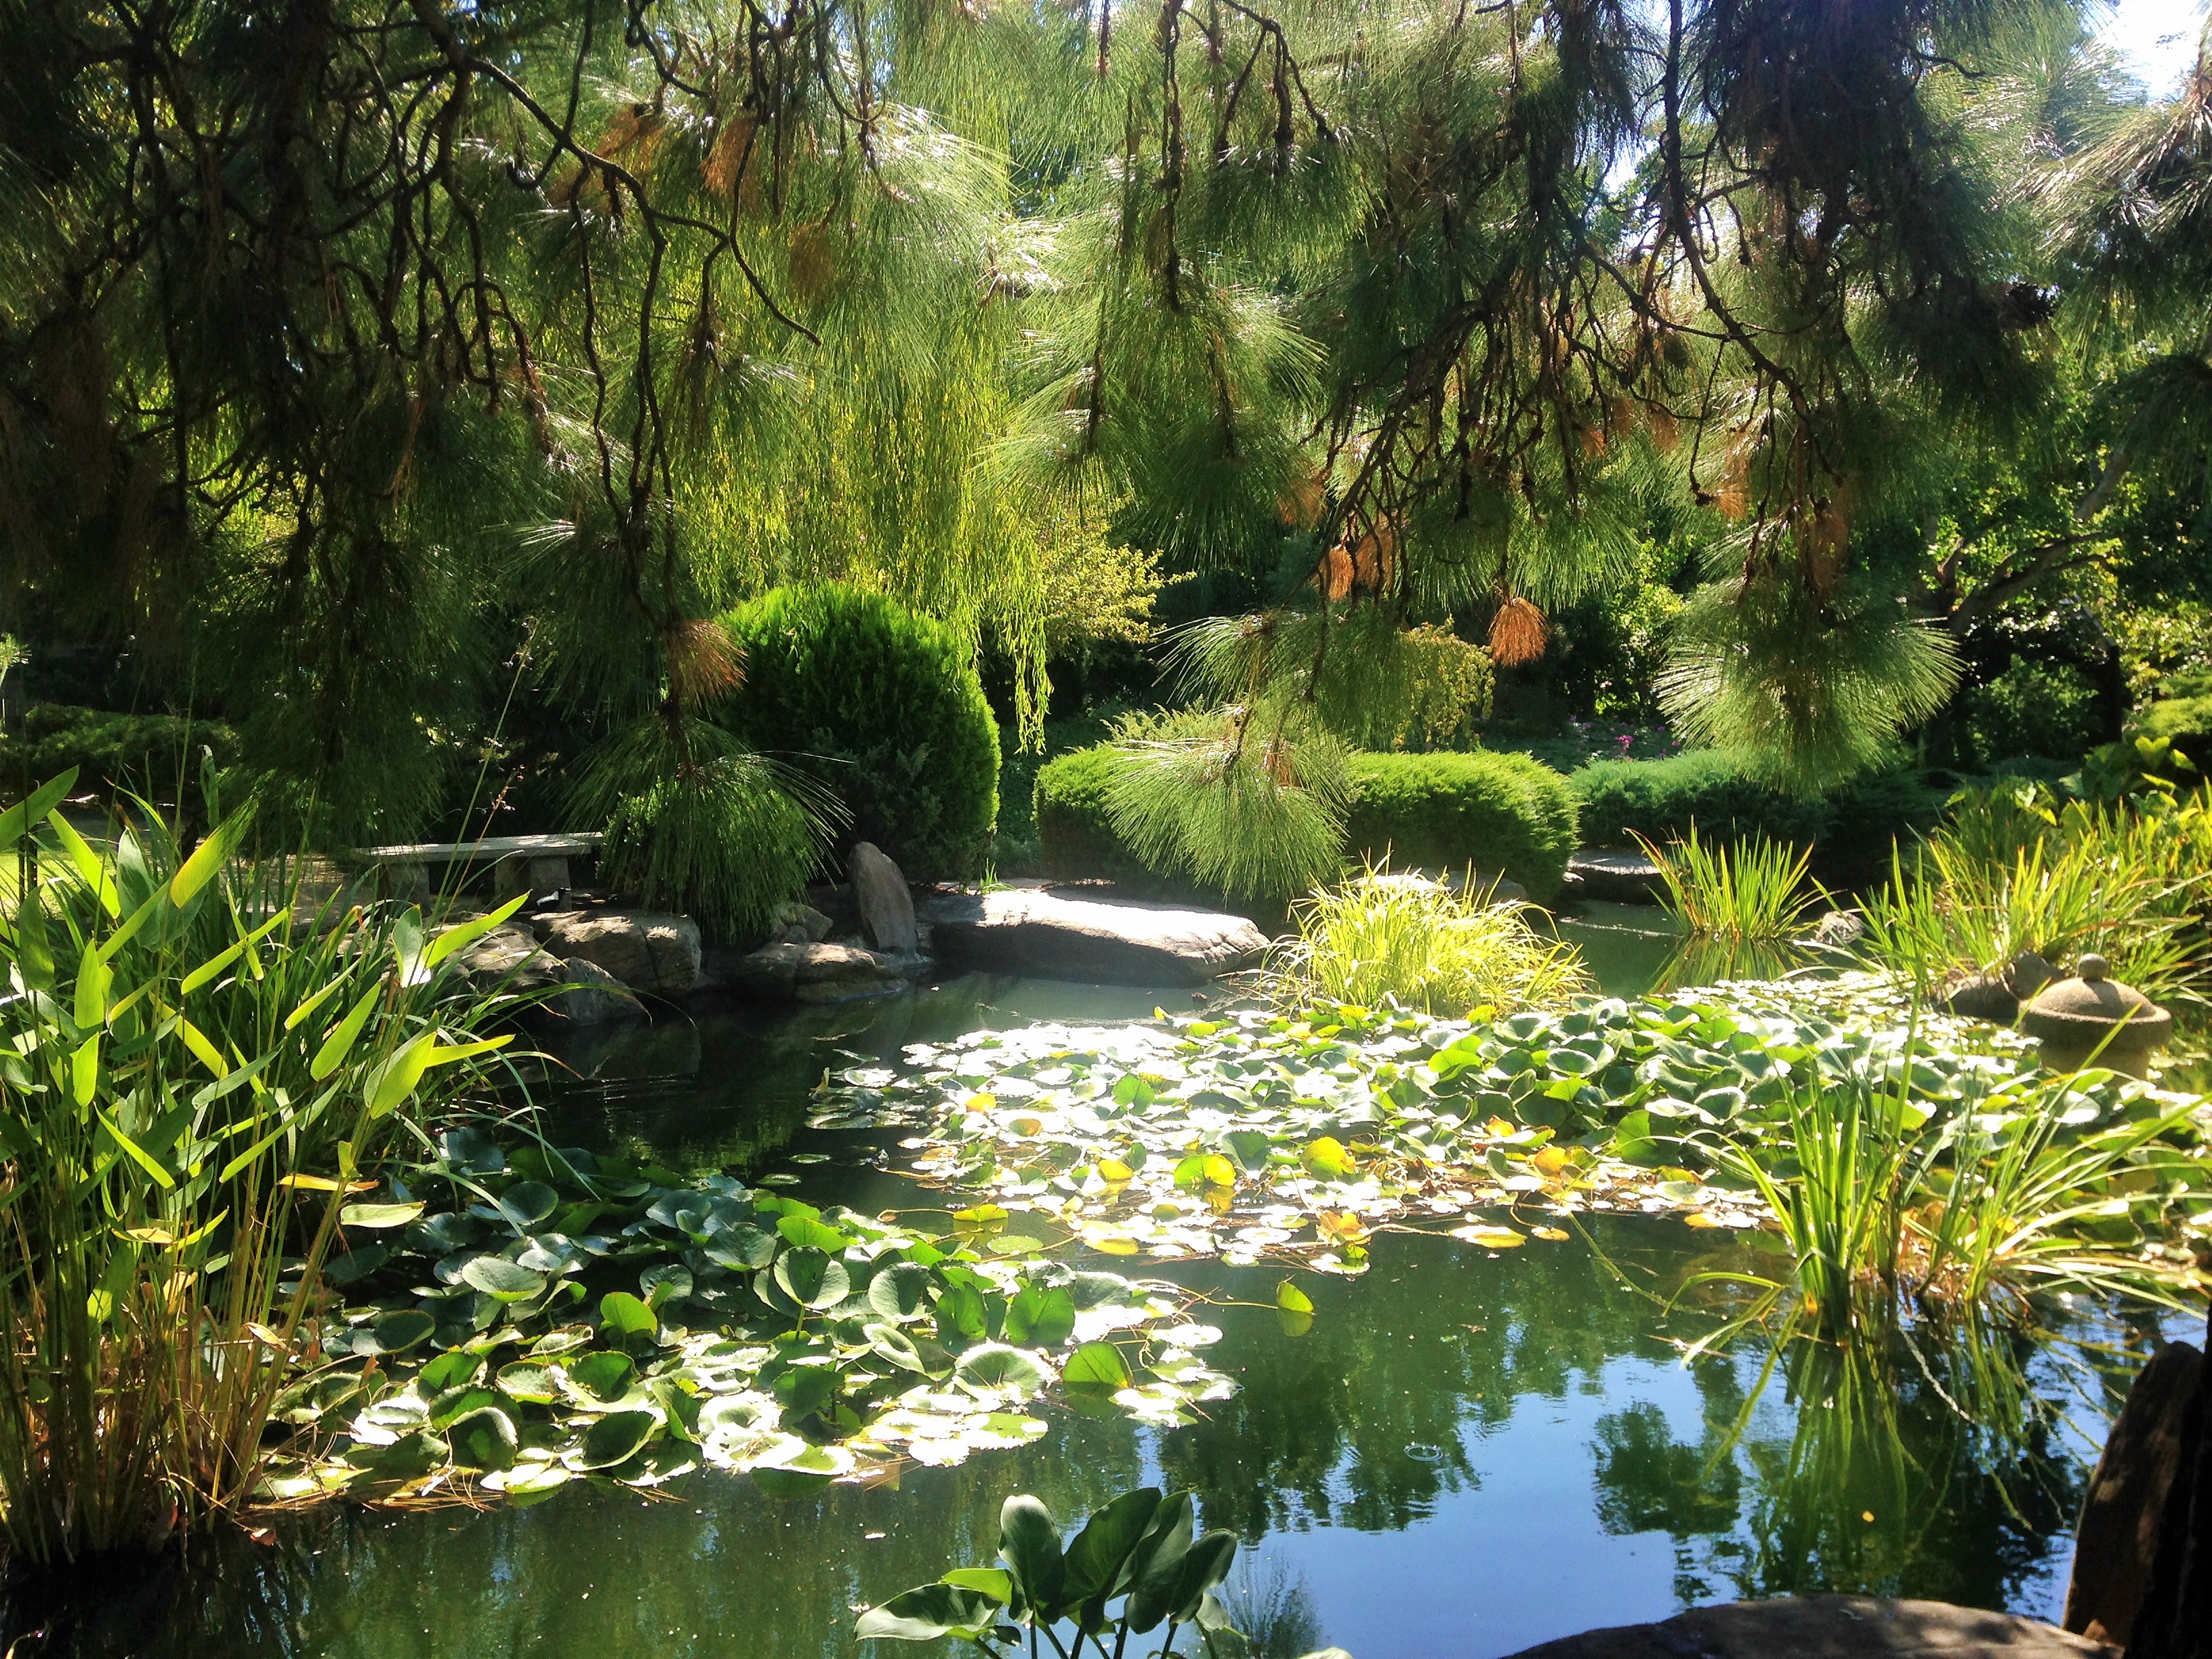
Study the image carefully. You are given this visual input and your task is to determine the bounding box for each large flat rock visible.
[1565,849,1667,905]
[1502,1597,2117,1659]
[921,889,1267,985]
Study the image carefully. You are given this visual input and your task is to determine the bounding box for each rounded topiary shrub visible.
[1340,752,1579,902]
[716,586,999,879]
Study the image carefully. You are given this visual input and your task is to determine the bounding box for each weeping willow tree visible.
[0,0,2160,908]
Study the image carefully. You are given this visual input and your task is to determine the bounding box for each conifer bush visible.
[716,586,999,879]
[1037,744,1579,902]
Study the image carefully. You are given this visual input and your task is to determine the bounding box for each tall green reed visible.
[1635,825,1821,942]
[0,771,527,1567]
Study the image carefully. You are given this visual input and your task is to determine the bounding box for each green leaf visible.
[446,1404,520,1472]
[167,815,237,907]
[1060,1340,1131,1389]
[47,812,119,917]
[0,771,77,847]
[1063,1487,1163,1603]
[572,1410,659,1471]
[1123,1494,1196,1633]
[855,1583,1006,1643]
[419,1349,484,1391]
[955,1344,1050,1394]
[567,1351,635,1401]
[939,1568,1012,1604]
[773,1247,851,1311]
[1003,1285,1076,1347]
[340,1201,425,1229]
[776,1213,853,1252]
[365,1031,438,1119]
[598,1290,657,1338]
[461,1257,546,1303]
[366,1309,436,1354]
[998,1494,1066,1621]
[310,985,383,1082]
[867,1261,935,1319]
[424,893,530,968]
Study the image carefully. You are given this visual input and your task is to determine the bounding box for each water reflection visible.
[51,1221,2139,1659]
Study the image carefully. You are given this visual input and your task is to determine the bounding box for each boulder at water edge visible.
[848,841,918,954]
[922,888,1267,985]
[533,908,703,996]
[1501,1595,2116,1659]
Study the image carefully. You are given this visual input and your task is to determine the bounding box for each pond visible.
[47,935,2180,1659]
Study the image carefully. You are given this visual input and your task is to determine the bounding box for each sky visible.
[2101,0,2207,96]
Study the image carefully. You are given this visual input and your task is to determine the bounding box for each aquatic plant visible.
[816,983,2211,1300]
[1857,785,2211,1005]
[0,773,524,1565]
[1635,825,1821,943]
[1269,865,1589,1017]
[859,1488,1286,1659]
[264,1132,1237,1506]
[1680,1064,2207,1346]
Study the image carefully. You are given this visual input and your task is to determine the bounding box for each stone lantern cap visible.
[2020,954,2173,1046]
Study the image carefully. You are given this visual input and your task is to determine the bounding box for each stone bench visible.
[353,832,602,901]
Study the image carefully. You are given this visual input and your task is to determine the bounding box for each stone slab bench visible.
[353,832,602,900]
[1501,1596,2116,1659]
[920,888,1267,986]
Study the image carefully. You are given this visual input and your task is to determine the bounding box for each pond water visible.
[49,926,2177,1659]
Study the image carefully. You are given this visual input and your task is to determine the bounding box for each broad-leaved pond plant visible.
[858,1488,1340,1659]
[0,771,527,1565]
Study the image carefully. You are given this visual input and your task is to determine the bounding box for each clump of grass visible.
[1681,1063,2206,1349]
[1858,785,2209,1006]
[1635,823,1822,942]
[1270,862,1589,1015]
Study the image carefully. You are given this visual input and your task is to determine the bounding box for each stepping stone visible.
[920,888,1267,985]
[1565,849,1667,904]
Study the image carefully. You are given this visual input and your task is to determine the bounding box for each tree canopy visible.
[1,0,2207,847]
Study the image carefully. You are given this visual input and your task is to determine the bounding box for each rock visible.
[2066,1339,2205,1645]
[545,958,644,1027]
[2010,951,2057,1002]
[453,924,560,994]
[793,941,908,1004]
[535,909,701,996]
[1809,908,1868,949]
[1936,973,2020,1024]
[1501,1595,2118,1659]
[1566,849,1667,905]
[848,842,918,954]
[766,901,834,946]
[922,889,1267,985]
[721,941,908,1003]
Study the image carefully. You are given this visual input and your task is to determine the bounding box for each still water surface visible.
[66,932,2164,1659]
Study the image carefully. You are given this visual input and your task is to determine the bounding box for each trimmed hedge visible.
[1036,744,1580,902]
[1568,749,1946,878]
[0,703,237,800]
[716,586,999,879]
[1340,752,1578,901]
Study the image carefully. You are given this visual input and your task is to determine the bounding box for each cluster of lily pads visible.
[262,1128,1236,1507]
[809,982,2203,1272]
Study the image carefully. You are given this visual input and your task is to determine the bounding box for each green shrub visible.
[0,703,237,802]
[2129,693,2212,769]
[1340,751,1578,901]
[1570,749,1944,879]
[716,586,999,879]
[1036,743,1579,902]
[1033,744,1192,897]
[1960,660,2104,764]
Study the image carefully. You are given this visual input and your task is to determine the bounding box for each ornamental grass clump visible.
[0,771,525,1569]
[1636,824,1821,943]
[1858,784,2211,1006]
[1270,863,1589,1016]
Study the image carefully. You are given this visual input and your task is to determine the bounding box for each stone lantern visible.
[2019,954,2173,1078]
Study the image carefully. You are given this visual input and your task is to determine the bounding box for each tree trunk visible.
[2127,1304,2212,1659]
